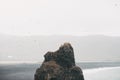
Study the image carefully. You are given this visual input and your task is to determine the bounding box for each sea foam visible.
[83,67,120,80]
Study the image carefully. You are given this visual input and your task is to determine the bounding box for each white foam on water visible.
[83,67,120,80]
[83,67,120,74]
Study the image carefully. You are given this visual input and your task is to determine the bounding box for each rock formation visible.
[34,43,84,80]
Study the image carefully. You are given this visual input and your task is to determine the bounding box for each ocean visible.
[0,62,120,80]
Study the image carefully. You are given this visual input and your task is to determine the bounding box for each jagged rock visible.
[34,43,84,80]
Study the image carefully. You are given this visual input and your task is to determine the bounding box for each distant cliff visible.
[34,43,84,80]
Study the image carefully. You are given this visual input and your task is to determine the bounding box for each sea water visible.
[83,67,120,80]
[0,62,120,80]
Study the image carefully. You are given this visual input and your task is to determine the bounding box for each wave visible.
[83,66,120,74]
[0,61,38,64]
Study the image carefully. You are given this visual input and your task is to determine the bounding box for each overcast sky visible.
[0,0,120,36]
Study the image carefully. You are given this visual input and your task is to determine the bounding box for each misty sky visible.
[0,0,120,36]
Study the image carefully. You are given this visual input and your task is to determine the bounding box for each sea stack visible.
[34,43,84,80]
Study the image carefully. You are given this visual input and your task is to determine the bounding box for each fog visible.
[0,0,120,36]
[0,0,120,62]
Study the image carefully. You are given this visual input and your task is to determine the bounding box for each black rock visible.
[34,43,84,80]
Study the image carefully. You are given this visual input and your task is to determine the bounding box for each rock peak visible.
[59,43,73,53]
[60,43,72,49]
[34,43,84,80]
